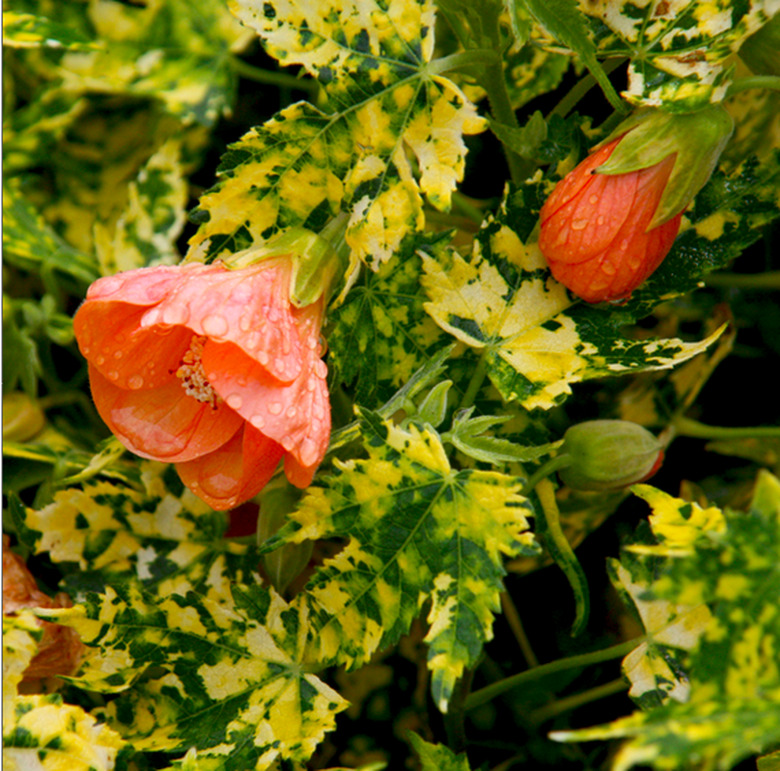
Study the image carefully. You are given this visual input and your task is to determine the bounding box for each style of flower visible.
[538,136,683,303]
[73,258,330,510]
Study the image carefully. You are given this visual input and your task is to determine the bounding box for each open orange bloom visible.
[74,259,330,510]
[538,137,682,303]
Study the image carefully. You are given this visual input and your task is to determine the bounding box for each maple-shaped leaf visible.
[262,411,539,712]
[583,0,777,111]
[188,0,486,267]
[3,692,126,771]
[552,472,780,770]
[44,582,347,769]
[22,462,261,606]
[327,233,454,406]
[420,185,724,410]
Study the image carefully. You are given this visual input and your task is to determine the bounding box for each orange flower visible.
[538,136,683,303]
[74,258,330,510]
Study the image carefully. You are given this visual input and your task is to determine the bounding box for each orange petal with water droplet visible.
[177,425,284,510]
[89,365,244,462]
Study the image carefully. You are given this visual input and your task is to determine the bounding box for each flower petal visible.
[84,264,195,304]
[89,364,244,462]
[177,425,285,510]
[144,259,304,383]
[75,302,193,391]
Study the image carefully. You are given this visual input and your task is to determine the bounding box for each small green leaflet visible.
[262,411,540,712]
[189,0,485,267]
[582,0,778,111]
[327,233,454,406]
[409,731,472,771]
[552,472,780,770]
[420,186,724,410]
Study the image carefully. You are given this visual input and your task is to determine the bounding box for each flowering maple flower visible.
[73,258,330,510]
[538,136,682,303]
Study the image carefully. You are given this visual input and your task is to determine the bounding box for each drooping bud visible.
[3,392,46,442]
[558,420,664,492]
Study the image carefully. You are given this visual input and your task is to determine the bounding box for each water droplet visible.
[239,312,252,332]
[306,377,317,392]
[250,414,265,429]
[258,351,270,366]
[286,406,298,418]
[596,216,605,225]
[314,360,328,379]
[113,350,123,359]
[601,260,617,276]
[237,376,248,387]
[202,314,228,338]
[162,304,189,326]
[108,370,119,381]
[620,240,629,251]
[82,346,91,355]
[128,375,144,389]
[268,402,283,415]
[299,438,319,466]
[226,393,243,410]
[96,355,105,365]
[571,219,588,231]
[247,332,261,349]
[589,195,599,204]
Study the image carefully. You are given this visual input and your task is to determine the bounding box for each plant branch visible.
[465,638,641,711]
[673,416,780,441]
[529,677,628,724]
[501,592,539,668]
[726,75,780,96]
[229,56,319,95]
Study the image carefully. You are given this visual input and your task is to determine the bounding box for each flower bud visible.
[3,392,46,442]
[558,420,663,492]
[539,106,733,303]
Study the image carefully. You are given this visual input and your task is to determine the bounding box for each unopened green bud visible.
[739,13,780,76]
[595,106,734,228]
[257,477,312,595]
[558,420,663,492]
[3,392,45,442]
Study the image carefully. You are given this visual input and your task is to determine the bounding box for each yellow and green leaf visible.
[188,0,486,267]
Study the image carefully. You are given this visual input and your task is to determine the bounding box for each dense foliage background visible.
[3,1,780,770]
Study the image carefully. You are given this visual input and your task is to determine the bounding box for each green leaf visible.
[409,731,472,771]
[2,179,99,286]
[2,611,42,719]
[95,138,188,274]
[265,412,539,712]
[2,11,98,50]
[553,472,780,770]
[327,234,454,406]
[3,693,126,771]
[583,0,777,111]
[46,583,347,768]
[420,186,725,410]
[189,0,486,267]
[510,0,624,111]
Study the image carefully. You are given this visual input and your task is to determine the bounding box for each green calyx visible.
[557,419,663,492]
[595,106,734,229]
[224,213,350,308]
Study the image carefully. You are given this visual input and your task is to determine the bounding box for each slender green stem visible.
[444,668,474,752]
[482,58,526,185]
[501,592,539,668]
[535,478,590,636]
[458,350,490,411]
[726,75,780,96]
[465,638,641,711]
[430,49,500,76]
[452,191,487,225]
[229,56,318,95]
[674,416,780,441]
[549,59,626,119]
[529,678,628,724]
[521,454,572,495]
[703,271,780,290]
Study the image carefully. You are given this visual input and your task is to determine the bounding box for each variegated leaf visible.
[582,0,779,110]
[189,0,486,267]
[2,11,97,49]
[262,411,539,712]
[420,186,724,410]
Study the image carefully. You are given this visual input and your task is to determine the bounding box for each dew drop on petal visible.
[299,438,319,467]
[108,370,120,381]
[620,240,629,251]
[314,360,328,379]
[128,375,144,389]
[571,219,588,231]
[589,195,599,204]
[162,305,190,326]
[258,351,270,366]
[113,350,123,359]
[96,355,105,365]
[268,402,282,415]
[597,216,605,225]
[247,332,261,350]
[226,393,243,410]
[286,406,297,418]
[202,314,228,338]
[251,414,265,429]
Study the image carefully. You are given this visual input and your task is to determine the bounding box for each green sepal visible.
[596,107,734,228]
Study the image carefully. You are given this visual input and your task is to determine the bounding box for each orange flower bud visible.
[538,136,682,303]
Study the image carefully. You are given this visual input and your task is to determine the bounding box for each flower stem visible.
[674,415,780,441]
[458,350,489,411]
[501,592,539,668]
[528,677,628,724]
[549,58,626,119]
[703,271,780,290]
[465,638,641,711]
[534,478,589,636]
[726,75,780,96]
[229,56,318,95]
[521,454,572,494]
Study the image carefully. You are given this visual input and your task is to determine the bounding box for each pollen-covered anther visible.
[176,335,222,409]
